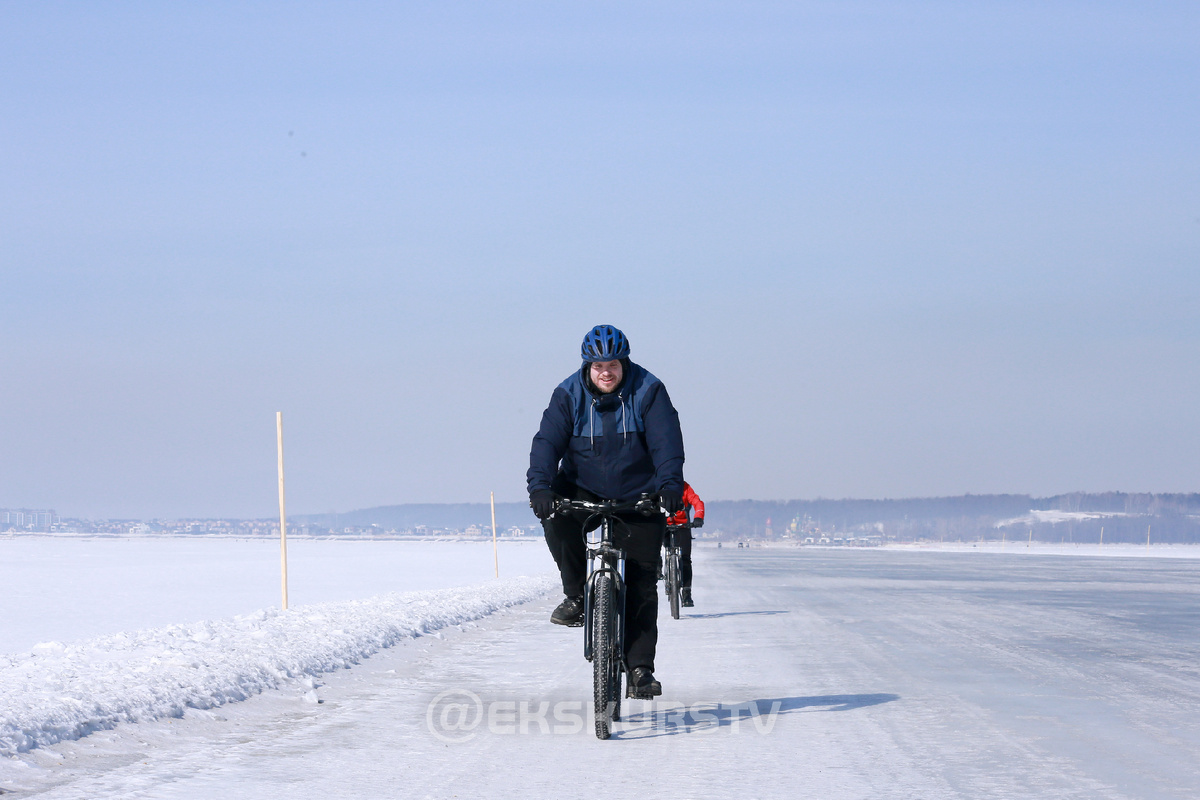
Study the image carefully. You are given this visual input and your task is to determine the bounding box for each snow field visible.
[7,539,1200,799]
[1,575,555,757]
[0,537,556,653]
[0,537,558,759]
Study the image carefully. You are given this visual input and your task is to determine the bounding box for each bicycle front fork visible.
[582,545,626,663]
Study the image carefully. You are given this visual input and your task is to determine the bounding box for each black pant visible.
[542,489,665,671]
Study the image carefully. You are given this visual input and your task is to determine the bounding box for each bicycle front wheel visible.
[592,573,617,739]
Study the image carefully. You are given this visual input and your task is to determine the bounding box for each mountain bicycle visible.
[552,494,658,740]
[663,521,693,620]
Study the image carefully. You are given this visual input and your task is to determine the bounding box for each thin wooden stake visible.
[1147,524,1151,549]
[277,411,289,610]
[1099,526,1104,548]
[490,491,498,578]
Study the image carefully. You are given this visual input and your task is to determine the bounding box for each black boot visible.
[681,587,694,607]
[550,595,584,626]
[627,666,662,698]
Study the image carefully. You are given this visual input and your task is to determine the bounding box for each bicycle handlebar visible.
[552,494,660,517]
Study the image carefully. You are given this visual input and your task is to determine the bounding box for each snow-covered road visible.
[7,546,1200,799]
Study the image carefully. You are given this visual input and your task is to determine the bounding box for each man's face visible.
[589,359,623,394]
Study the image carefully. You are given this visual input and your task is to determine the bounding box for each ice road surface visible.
[4,541,1200,799]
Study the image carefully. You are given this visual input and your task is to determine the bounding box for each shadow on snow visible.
[678,610,790,619]
[614,693,900,739]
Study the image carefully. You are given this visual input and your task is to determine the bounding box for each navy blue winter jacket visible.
[527,361,685,503]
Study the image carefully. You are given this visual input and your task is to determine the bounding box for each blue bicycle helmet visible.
[580,325,630,362]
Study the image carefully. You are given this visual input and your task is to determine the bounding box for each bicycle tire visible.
[667,550,681,620]
[592,573,616,739]
[609,563,622,720]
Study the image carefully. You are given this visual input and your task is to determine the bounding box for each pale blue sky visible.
[3,2,1198,518]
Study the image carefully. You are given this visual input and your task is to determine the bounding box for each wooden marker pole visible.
[277,411,289,610]
[490,491,499,578]
[1147,524,1151,550]
[1099,526,1104,548]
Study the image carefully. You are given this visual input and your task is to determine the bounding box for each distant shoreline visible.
[5,533,1200,559]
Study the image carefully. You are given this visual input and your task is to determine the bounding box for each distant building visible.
[1,508,57,531]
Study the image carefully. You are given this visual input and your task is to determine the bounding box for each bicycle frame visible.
[565,500,652,664]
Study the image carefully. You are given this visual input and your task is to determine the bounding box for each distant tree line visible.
[294,503,540,532]
[707,493,1200,543]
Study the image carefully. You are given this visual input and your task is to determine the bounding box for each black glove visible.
[659,492,684,516]
[692,518,704,529]
[530,489,558,520]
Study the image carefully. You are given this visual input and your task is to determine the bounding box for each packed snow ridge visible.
[0,574,556,756]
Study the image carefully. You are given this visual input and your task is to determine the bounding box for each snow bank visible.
[0,575,555,756]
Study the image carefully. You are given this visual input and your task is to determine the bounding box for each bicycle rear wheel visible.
[667,550,681,620]
[592,573,617,739]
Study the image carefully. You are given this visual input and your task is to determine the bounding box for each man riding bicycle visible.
[528,325,685,699]
[667,481,705,608]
